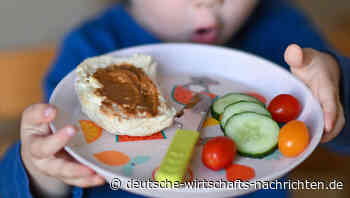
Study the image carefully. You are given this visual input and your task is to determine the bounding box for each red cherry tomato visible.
[267,94,301,123]
[202,136,236,171]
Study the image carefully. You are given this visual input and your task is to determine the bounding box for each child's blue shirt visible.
[1,0,349,197]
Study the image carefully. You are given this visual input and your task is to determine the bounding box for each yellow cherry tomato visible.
[278,120,310,157]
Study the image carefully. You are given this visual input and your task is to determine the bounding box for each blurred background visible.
[0,0,349,197]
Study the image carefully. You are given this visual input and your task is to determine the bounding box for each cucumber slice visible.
[221,101,271,128]
[224,112,279,158]
[211,93,264,120]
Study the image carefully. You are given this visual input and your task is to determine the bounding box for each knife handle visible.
[154,129,199,184]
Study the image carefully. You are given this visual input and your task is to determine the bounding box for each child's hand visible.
[20,104,105,197]
[284,44,345,143]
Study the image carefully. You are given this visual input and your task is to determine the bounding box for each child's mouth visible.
[191,27,218,44]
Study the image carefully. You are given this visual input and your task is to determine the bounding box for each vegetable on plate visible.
[202,136,237,171]
[278,120,310,157]
[211,93,264,120]
[267,94,301,123]
[220,101,271,128]
[224,112,280,158]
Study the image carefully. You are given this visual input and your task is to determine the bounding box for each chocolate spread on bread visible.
[93,64,159,118]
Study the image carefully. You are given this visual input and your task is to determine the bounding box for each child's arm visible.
[0,142,37,198]
[316,53,350,154]
[236,0,350,153]
[0,8,124,198]
[284,44,347,143]
[0,104,104,198]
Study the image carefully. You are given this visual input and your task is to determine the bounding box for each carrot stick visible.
[226,164,255,182]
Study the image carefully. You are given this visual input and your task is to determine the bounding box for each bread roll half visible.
[75,54,176,136]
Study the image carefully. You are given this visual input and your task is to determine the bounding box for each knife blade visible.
[155,94,212,184]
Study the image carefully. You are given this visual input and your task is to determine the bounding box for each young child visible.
[1,0,349,197]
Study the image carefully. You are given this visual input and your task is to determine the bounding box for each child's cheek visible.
[129,0,190,42]
[219,1,258,43]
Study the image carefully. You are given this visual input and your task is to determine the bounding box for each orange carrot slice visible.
[226,164,255,182]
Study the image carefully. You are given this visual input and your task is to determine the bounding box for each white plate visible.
[50,43,324,198]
